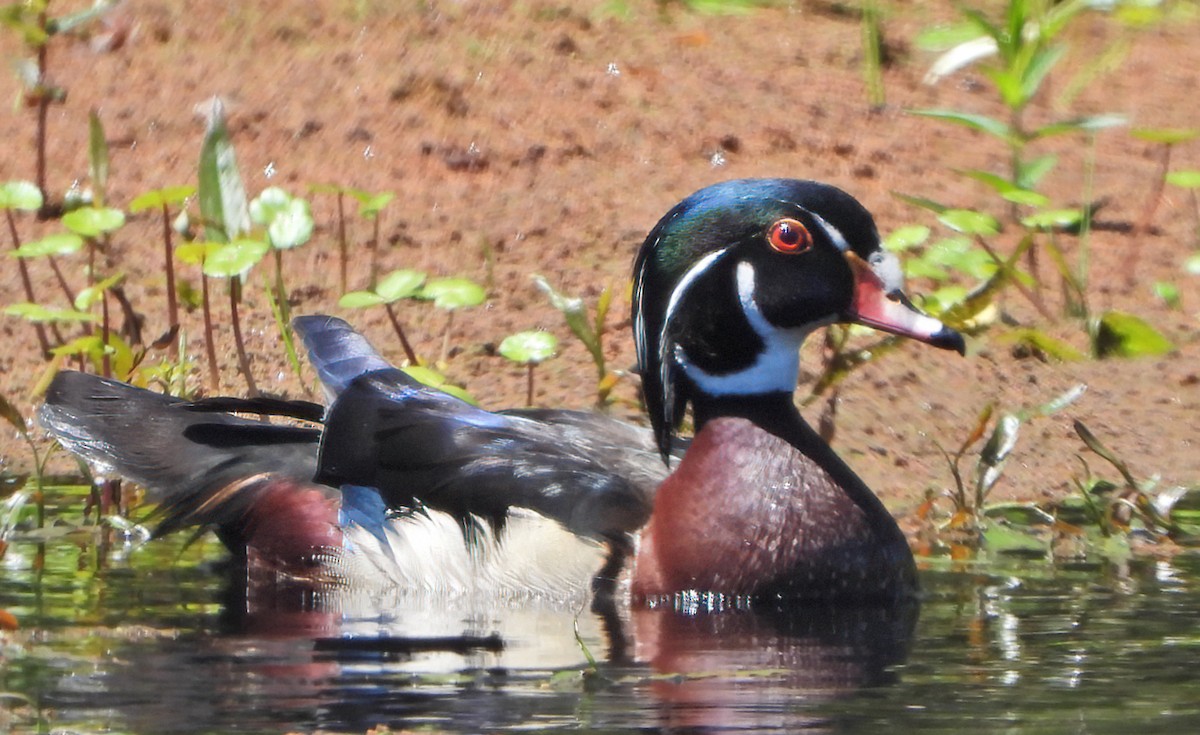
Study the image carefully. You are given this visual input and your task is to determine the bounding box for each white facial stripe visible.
[870,249,905,293]
[807,210,851,253]
[657,246,733,363]
[677,261,818,396]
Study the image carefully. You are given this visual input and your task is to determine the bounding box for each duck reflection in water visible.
[40,179,957,723]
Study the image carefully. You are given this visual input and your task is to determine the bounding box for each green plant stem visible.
[273,248,290,324]
[384,303,419,365]
[101,292,111,378]
[5,210,51,357]
[159,203,179,357]
[229,278,258,396]
[200,272,219,391]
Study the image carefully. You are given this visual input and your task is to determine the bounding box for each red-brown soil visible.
[1,2,1197,540]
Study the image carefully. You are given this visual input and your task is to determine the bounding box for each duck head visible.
[632,178,965,460]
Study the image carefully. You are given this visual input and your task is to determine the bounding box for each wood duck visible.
[39,178,963,607]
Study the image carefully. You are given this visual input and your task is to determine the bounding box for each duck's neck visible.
[632,391,916,604]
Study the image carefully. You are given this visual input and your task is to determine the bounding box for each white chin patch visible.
[677,261,815,396]
[870,249,905,293]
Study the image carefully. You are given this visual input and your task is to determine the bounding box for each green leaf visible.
[174,241,221,266]
[499,330,558,364]
[883,225,931,252]
[938,209,1001,236]
[1131,127,1200,145]
[1021,208,1084,231]
[266,197,313,250]
[892,191,951,215]
[1166,170,1200,189]
[909,109,1013,141]
[400,365,478,405]
[1016,154,1059,190]
[12,232,83,258]
[1154,282,1181,309]
[533,275,604,370]
[62,206,125,237]
[202,238,269,279]
[129,185,196,212]
[3,302,98,323]
[982,522,1047,554]
[1020,43,1066,102]
[74,273,125,311]
[419,277,486,310]
[338,290,386,308]
[375,269,426,302]
[1003,328,1086,361]
[1091,310,1175,358]
[1034,114,1127,140]
[0,180,43,211]
[88,110,109,206]
[357,192,395,220]
[1185,253,1200,276]
[198,99,250,243]
[958,169,1049,206]
[249,186,292,226]
[914,22,984,52]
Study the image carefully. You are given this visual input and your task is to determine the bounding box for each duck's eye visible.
[767,218,812,254]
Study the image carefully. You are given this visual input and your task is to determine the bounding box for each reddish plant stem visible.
[229,278,258,396]
[1126,143,1173,288]
[336,191,348,294]
[5,210,51,357]
[201,272,219,391]
[384,302,419,365]
[525,363,534,407]
[160,203,179,358]
[101,292,111,378]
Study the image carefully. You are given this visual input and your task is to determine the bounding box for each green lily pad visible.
[62,206,125,237]
[499,330,558,364]
[419,277,486,310]
[174,242,222,266]
[1091,310,1175,358]
[0,180,43,211]
[13,232,84,258]
[249,187,292,226]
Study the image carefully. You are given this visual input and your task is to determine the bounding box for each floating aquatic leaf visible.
[499,331,558,364]
[62,206,125,237]
[1091,310,1175,358]
[0,180,42,211]
[13,232,83,258]
[981,522,1047,554]
[419,277,486,310]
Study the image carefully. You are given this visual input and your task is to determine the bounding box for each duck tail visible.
[38,371,335,564]
[292,314,394,397]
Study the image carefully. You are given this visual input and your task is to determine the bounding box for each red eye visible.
[767,218,811,254]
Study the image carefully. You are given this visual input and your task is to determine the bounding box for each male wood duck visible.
[39,178,963,608]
